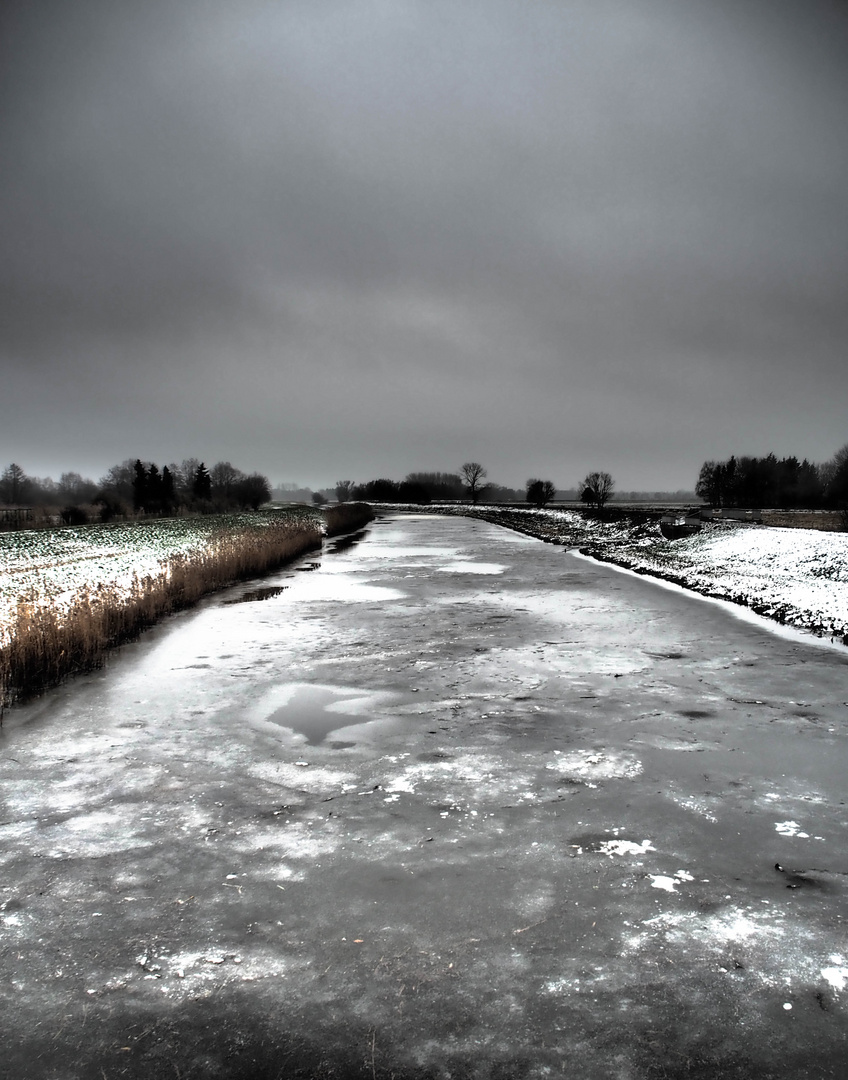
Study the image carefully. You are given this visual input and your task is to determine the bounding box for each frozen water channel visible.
[1,513,847,1078]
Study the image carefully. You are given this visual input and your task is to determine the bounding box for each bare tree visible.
[833,443,848,470]
[824,442,848,512]
[335,480,355,503]
[460,462,488,504]
[210,461,244,499]
[235,472,272,510]
[579,471,615,512]
[174,458,200,498]
[58,471,98,503]
[99,459,136,502]
[526,479,557,508]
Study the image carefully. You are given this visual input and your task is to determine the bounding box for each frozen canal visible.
[1,513,847,1079]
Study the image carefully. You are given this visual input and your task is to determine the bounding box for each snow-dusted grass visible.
[0,510,324,707]
[604,522,848,641]
[0,511,322,625]
[419,504,848,645]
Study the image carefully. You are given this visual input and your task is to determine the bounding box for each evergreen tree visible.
[132,460,148,512]
[0,463,30,504]
[146,464,163,513]
[192,462,212,501]
[161,466,176,514]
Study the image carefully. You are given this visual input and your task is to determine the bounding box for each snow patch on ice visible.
[385,776,417,794]
[821,966,848,992]
[622,903,848,997]
[598,839,654,857]
[775,820,810,838]
[649,870,694,892]
[546,749,642,781]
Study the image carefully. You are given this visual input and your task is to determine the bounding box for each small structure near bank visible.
[0,505,33,529]
[700,508,762,523]
[659,512,702,540]
[660,506,763,540]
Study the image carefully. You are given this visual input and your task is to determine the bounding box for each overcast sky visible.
[2,0,846,493]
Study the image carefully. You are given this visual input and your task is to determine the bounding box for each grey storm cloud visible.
[1,0,847,489]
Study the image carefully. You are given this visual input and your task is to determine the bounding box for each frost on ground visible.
[419,504,848,645]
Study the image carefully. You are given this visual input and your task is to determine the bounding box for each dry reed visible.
[0,517,322,710]
[322,502,375,537]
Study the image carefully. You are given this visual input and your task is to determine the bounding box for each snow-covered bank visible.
[416,505,848,645]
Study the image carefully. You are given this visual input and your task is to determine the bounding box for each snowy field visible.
[0,510,317,634]
[427,505,848,645]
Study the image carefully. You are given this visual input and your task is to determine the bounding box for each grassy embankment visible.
[0,503,373,711]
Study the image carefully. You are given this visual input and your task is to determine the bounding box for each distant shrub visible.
[94,494,131,522]
[61,505,89,526]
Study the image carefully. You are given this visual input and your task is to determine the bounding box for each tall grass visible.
[322,502,375,536]
[0,517,322,711]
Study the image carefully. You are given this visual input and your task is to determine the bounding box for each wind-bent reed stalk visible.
[0,518,323,711]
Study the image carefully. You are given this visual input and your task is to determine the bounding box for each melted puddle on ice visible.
[251,683,401,746]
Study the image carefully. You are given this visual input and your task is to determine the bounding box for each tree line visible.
[333,465,522,506]
[333,464,617,510]
[0,458,272,524]
[695,444,848,509]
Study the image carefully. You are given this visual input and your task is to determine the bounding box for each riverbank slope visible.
[421,505,848,645]
[0,504,373,707]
